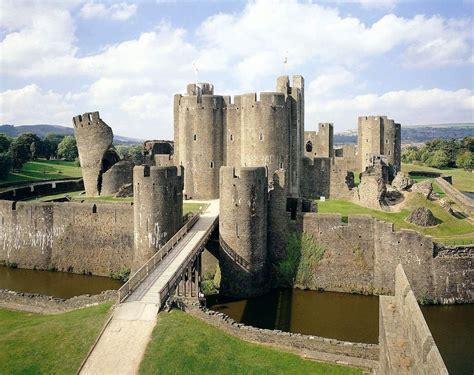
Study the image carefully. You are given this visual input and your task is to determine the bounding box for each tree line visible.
[0,133,78,178]
[402,137,474,170]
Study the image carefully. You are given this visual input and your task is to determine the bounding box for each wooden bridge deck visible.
[80,200,219,375]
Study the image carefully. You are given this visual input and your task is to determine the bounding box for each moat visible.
[208,288,474,375]
[0,266,122,299]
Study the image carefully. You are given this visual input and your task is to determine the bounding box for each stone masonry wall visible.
[0,200,134,276]
[379,265,447,374]
[302,213,472,303]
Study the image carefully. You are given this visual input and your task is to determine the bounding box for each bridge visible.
[80,200,219,375]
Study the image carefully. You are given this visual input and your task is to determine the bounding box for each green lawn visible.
[1,160,82,186]
[317,194,474,244]
[0,302,112,374]
[402,163,474,193]
[140,309,362,374]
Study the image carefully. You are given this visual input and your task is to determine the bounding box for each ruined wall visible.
[101,160,134,196]
[301,213,472,303]
[301,157,330,199]
[143,140,173,166]
[219,166,270,298]
[304,123,333,159]
[329,157,356,200]
[132,165,183,270]
[379,265,447,374]
[358,115,401,176]
[0,200,133,276]
[73,111,116,196]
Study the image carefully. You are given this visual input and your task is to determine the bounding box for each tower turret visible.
[132,165,183,270]
[219,166,270,297]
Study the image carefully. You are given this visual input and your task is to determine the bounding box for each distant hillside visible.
[334,123,474,144]
[0,124,143,145]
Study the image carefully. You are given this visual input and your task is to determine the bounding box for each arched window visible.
[305,141,313,152]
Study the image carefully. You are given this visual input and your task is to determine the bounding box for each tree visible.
[0,134,12,154]
[115,144,143,165]
[42,133,65,159]
[9,140,30,170]
[427,149,450,169]
[456,151,474,170]
[0,152,12,178]
[57,136,78,161]
[401,146,420,163]
[15,133,43,160]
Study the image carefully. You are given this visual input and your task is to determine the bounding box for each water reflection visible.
[208,288,379,344]
[0,266,122,299]
[208,289,474,374]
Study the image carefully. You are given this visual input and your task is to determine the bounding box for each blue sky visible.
[1,0,473,139]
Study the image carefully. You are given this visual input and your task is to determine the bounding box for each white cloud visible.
[0,0,472,138]
[308,68,356,97]
[306,88,474,129]
[0,1,77,76]
[355,0,398,10]
[0,85,75,125]
[79,1,137,21]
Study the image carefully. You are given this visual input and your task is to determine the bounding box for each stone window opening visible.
[235,223,239,238]
[259,133,264,141]
[305,140,313,152]
[92,204,97,214]
[230,134,234,141]
[193,134,197,141]
[366,139,369,142]
[210,161,214,169]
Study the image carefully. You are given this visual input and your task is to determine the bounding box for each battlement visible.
[186,83,214,96]
[240,92,286,107]
[133,165,182,181]
[177,94,224,109]
[220,166,267,182]
[73,111,102,128]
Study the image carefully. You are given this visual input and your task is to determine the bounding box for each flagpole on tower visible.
[284,50,288,75]
[192,61,199,82]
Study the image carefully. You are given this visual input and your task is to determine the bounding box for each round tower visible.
[239,92,290,187]
[219,166,269,298]
[132,165,183,270]
[175,84,224,199]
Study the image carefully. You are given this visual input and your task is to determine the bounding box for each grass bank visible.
[1,160,82,186]
[317,194,474,244]
[401,163,474,193]
[0,302,112,374]
[140,309,362,374]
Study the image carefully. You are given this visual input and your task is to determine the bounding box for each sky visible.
[0,0,473,140]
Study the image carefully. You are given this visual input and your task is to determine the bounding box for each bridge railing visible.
[219,234,252,273]
[158,215,218,307]
[118,214,200,303]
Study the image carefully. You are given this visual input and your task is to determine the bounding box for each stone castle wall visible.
[0,200,134,276]
[73,111,118,196]
[379,265,447,374]
[174,76,303,199]
[133,165,183,270]
[219,166,270,298]
[304,123,333,159]
[301,213,472,303]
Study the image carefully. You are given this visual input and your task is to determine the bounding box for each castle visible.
[1,75,470,305]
